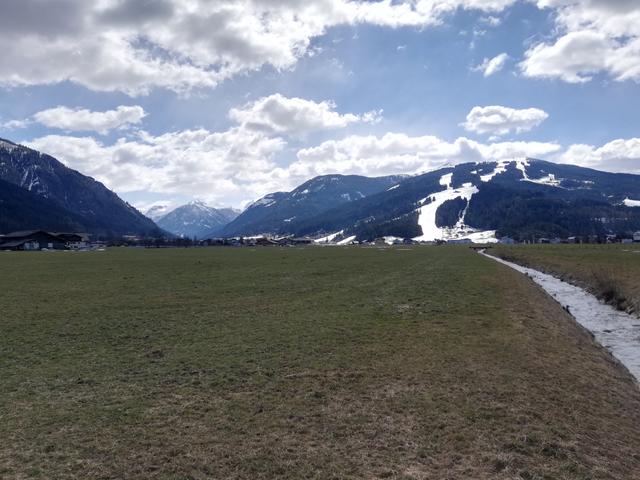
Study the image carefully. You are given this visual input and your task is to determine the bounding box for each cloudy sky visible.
[0,0,639,210]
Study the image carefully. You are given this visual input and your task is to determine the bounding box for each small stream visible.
[480,250,640,382]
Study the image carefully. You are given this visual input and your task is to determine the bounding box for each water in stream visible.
[481,251,640,382]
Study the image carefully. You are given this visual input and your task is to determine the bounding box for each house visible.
[0,230,67,251]
[634,231,640,242]
[54,232,90,249]
[290,237,313,245]
[255,237,278,246]
[499,237,516,245]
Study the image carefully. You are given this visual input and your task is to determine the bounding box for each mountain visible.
[219,174,406,237]
[0,138,161,237]
[231,159,640,242]
[0,177,90,233]
[155,201,240,238]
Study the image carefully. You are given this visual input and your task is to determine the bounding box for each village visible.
[3,228,640,251]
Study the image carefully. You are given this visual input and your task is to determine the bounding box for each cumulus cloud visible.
[0,0,519,95]
[462,105,549,136]
[228,93,381,136]
[522,0,640,83]
[0,119,31,130]
[557,138,640,173]
[26,128,287,207]
[32,105,146,134]
[291,133,562,178]
[473,53,509,77]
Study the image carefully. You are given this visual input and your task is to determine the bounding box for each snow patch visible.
[480,160,509,182]
[0,140,17,152]
[413,183,479,242]
[249,195,277,208]
[337,235,357,245]
[387,184,400,191]
[314,230,344,244]
[439,173,453,189]
[624,198,640,207]
[526,173,562,187]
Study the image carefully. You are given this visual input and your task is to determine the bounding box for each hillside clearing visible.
[1,246,640,479]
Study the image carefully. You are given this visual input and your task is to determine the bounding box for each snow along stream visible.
[480,250,640,382]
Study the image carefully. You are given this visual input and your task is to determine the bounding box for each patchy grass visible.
[1,246,640,479]
[492,244,640,316]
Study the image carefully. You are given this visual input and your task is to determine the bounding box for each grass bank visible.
[491,244,640,317]
[1,246,640,479]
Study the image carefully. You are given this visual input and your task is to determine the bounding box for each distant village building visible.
[499,237,515,245]
[634,231,640,242]
[0,230,68,251]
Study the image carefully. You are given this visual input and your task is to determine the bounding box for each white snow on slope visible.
[314,230,344,243]
[477,158,563,188]
[624,198,640,207]
[439,173,453,189]
[526,173,562,187]
[0,140,17,152]
[413,182,479,242]
[249,194,278,208]
[387,184,399,191]
[337,235,357,245]
[480,160,509,182]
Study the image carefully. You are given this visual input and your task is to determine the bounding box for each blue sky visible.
[0,0,639,210]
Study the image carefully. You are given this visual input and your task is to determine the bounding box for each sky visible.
[0,0,639,211]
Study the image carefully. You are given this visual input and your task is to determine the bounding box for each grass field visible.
[1,246,640,479]
[491,244,640,317]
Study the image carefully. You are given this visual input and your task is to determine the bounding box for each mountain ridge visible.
[0,137,161,236]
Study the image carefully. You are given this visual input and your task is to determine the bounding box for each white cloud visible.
[522,1,640,83]
[462,105,549,136]
[0,119,31,130]
[292,133,561,178]
[0,0,518,96]
[480,15,502,27]
[228,93,381,136]
[33,105,146,135]
[473,52,509,76]
[557,138,640,173]
[26,128,287,207]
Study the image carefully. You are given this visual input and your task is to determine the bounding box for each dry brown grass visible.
[492,244,640,316]
[1,246,639,479]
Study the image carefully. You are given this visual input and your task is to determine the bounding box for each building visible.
[0,230,67,251]
[499,237,516,245]
[634,231,640,242]
[54,233,90,249]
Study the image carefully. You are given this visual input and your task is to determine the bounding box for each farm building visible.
[0,230,87,251]
[634,231,640,242]
[499,237,516,245]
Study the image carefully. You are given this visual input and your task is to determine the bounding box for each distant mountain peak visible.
[155,201,240,238]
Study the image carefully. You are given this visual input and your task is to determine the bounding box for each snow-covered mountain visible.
[0,137,161,236]
[154,201,240,238]
[228,159,640,242]
[220,174,406,237]
[145,204,172,222]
